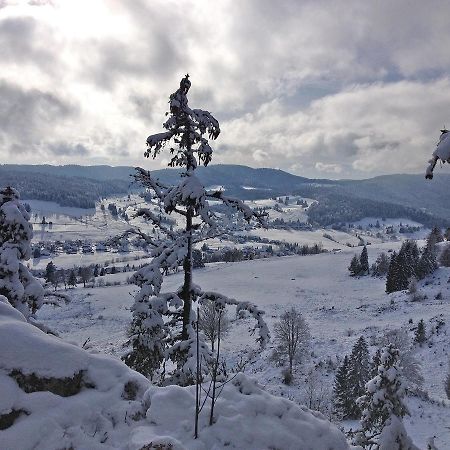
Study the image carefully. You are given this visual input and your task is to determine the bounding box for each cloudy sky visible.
[1,0,450,178]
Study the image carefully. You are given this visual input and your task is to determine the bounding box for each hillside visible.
[1,164,449,226]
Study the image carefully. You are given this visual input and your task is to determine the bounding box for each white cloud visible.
[315,162,342,174]
[1,0,450,178]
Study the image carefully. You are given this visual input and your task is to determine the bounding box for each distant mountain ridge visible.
[1,164,449,226]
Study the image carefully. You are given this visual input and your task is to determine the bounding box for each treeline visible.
[307,192,448,228]
[0,168,129,208]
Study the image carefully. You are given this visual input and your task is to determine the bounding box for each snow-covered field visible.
[36,243,450,449]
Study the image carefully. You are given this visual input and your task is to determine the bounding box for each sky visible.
[1,0,450,179]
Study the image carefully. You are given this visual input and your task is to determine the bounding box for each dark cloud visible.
[0,81,78,155]
[0,16,55,69]
[2,0,450,175]
[47,142,89,156]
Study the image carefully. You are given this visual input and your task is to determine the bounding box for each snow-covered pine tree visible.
[349,254,362,277]
[386,241,420,293]
[45,261,56,283]
[414,319,426,345]
[356,344,418,450]
[417,244,438,279]
[348,336,370,418]
[385,251,400,294]
[0,186,44,318]
[360,246,369,275]
[122,75,269,384]
[427,226,444,254]
[333,355,353,419]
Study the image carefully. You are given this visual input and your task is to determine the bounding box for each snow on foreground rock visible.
[0,297,354,450]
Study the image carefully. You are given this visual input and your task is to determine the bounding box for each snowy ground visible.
[37,243,450,449]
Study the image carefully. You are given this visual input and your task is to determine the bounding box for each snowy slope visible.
[0,296,353,450]
[36,244,450,448]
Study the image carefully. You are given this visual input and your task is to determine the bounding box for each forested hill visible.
[0,166,130,208]
[1,164,449,226]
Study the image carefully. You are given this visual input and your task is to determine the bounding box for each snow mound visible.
[0,298,352,449]
[132,374,352,450]
[0,297,150,449]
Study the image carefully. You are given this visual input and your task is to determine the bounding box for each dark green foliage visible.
[385,251,399,293]
[349,254,362,277]
[359,246,369,275]
[386,241,421,293]
[358,345,409,445]
[192,248,205,269]
[68,270,77,288]
[333,355,353,419]
[427,226,444,254]
[371,252,389,277]
[347,336,370,419]
[439,243,450,267]
[371,348,382,378]
[417,244,438,278]
[414,319,426,345]
[45,261,56,283]
[0,167,129,209]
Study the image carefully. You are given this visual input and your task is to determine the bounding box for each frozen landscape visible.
[3,1,450,449]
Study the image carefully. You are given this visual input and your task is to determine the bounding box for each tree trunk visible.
[181,206,193,341]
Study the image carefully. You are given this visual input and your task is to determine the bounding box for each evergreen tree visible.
[427,226,444,255]
[122,75,269,384]
[0,186,44,317]
[414,319,426,345]
[68,269,77,288]
[360,246,369,275]
[439,243,450,267]
[333,355,352,419]
[386,251,400,294]
[371,348,382,378]
[417,244,438,279]
[356,345,418,449]
[192,248,204,269]
[386,241,420,293]
[371,252,390,277]
[45,261,56,283]
[349,254,362,277]
[347,336,370,418]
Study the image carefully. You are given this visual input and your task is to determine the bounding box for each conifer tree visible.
[68,269,77,288]
[333,355,352,419]
[417,244,438,279]
[414,319,426,345]
[0,186,44,317]
[45,261,56,283]
[371,348,382,378]
[427,226,444,255]
[122,75,269,384]
[349,254,362,277]
[385,251,399,294]
[347,336,370,418]
[356,345,418,450]
[360,246,369,275]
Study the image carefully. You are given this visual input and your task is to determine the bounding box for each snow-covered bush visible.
[0,186,44,318]
[122,76,268,384]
